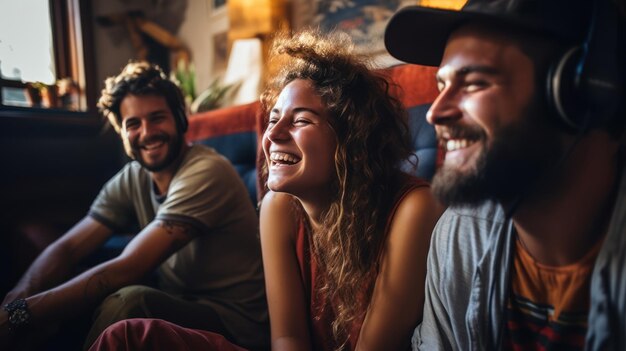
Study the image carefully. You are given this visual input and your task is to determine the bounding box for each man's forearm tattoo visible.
[84,269,112,303]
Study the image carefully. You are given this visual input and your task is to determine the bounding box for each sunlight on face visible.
[120,94,183,173]
[262,79,338,201]
[430,24,563,205]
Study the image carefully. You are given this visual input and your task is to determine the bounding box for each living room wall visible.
[90,0,398,107]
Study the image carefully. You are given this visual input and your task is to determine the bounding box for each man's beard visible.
[130,133,183,172]
[431,101,564,207]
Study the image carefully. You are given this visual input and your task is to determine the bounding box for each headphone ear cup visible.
[546,46,585,130]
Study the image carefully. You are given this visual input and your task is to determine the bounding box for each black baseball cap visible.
[385,0,593,67]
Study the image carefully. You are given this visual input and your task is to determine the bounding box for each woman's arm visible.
[260,191,312,351]
[356,187,444,351]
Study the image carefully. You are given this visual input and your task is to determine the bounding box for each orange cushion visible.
[186,101,261,142]
[384,64,439,108]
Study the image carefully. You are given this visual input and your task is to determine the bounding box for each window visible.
[0,0,96,118]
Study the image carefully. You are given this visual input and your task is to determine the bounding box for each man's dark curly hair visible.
[98,61,187,133]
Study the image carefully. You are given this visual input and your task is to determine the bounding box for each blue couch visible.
[187,101,262,204]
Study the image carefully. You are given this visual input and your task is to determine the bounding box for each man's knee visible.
[85,286,160,350]
[95,285,157,320]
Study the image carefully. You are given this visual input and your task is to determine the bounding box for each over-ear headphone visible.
[546,0,624,131]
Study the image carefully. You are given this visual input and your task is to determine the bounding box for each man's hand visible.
[0,310,58,351]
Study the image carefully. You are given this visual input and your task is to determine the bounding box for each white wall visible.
[91,0,189,90]
[90,0,327,97]
[91,1,136,90]
[178,0,229,94]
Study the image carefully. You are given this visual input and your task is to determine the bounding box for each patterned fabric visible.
[503,240,602,350]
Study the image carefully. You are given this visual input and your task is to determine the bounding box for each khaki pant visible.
[84,285,232,350]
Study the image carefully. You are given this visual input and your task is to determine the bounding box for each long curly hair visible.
[261,30,414,348]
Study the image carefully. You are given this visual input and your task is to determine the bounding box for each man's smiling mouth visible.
[445,138,477,152]
[142,141,165,151]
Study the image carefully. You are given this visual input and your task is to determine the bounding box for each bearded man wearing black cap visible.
[385,0,625,349]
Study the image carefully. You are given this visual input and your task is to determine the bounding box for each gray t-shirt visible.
[89,144,267,346]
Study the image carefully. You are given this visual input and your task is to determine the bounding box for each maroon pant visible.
[88,318,248,351]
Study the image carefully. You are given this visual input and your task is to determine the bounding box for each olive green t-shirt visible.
[89,144,267,347]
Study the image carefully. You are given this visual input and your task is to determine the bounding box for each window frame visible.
[0,0,100,137]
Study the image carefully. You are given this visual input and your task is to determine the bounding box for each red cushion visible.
[384,64,439,108]
[186,101,261,142]
[384,64,444,172]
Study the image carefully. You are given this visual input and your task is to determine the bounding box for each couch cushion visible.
[187,101,261,204]
[402,104,438,180]
[194,133,258,203]
[386,64,441,180]
[385,64,439,108]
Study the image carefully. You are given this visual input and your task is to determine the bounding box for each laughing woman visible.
[258,30,443,351]
[88,30,443,351]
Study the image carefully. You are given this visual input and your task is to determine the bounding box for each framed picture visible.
[314,0,402,54]
[213,0,226,9]
[212,31,229,73]
[211,0,227,10]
